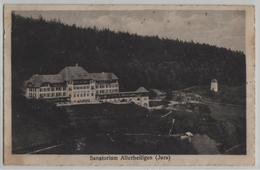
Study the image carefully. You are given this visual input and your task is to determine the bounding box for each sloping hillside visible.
[12,14,245,93]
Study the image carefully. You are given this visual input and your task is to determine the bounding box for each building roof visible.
[135,87,149,93]
[89,73,118,81]
[25,74,63,87]
[25,65,118,87]
[114,87,149,94]
[59,65,89,81]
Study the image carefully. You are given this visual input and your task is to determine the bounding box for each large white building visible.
[23,64,149,108]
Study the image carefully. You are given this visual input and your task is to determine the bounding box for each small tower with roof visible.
[210,79,218,93]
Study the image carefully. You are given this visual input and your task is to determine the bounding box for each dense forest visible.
[12,14,246,93]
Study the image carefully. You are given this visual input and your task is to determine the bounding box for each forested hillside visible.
[12,14,246,92]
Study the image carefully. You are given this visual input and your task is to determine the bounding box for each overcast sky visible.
[15,10,245,52]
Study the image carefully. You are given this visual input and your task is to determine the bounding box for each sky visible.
[15,10,245,52]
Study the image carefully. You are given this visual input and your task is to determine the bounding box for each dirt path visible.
[161,111,173,118]
[26,144,63,154]
[201,99,244,107]
[191,134,220,154]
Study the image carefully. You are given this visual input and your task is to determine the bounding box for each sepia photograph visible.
[3,5,255,166]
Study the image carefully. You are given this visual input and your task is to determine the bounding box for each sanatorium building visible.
[23,64,149,108]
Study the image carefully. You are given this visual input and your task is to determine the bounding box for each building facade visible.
[23,64,149,108]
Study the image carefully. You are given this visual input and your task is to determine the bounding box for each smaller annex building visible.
[23,64,149,108]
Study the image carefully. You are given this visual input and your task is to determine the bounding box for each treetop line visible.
[12,14,246,93]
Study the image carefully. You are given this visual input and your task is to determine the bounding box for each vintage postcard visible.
[3,5,255,166]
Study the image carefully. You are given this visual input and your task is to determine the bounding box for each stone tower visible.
[210,79,218,92]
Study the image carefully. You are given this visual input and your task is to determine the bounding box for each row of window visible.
[29,88,37,92]
[74,85,94,90]
[74,84,119,89]
[101,97,142,103]
[96,80,118,84]
[73,92,94,98]
[96,89,119,94]
[72,99,92,103]
[29,87,66,92]
[28,93,37,97]
[96,84,119,89]
[39,92,67,98]
[29,84,119,92]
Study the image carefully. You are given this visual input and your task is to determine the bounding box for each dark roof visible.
[115,87,149,94]
[89,73,118,81]
[59,66,89,81]
[25,74,63,87]
[25,65,118,87]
